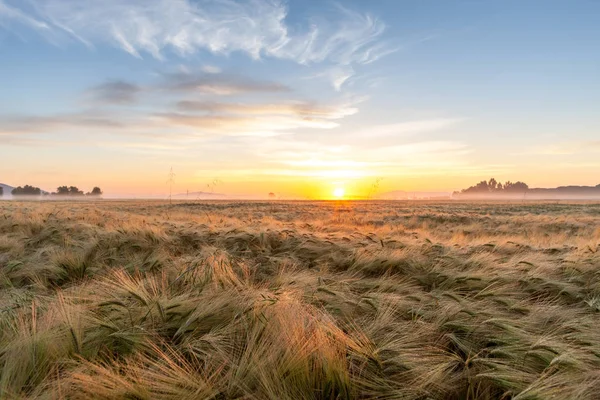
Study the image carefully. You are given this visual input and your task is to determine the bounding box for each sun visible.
[333,187,345,198]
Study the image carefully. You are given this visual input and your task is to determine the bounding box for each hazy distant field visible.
[1,200,600,399]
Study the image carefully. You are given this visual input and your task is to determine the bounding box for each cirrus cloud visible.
[0,0,395,69]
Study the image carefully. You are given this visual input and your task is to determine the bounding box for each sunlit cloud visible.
[241,136,475,182]
[0,89,361,141]
[155,112,340,136]
[175,100,358,119]
[182,133,477,181]
[1,67,365,141]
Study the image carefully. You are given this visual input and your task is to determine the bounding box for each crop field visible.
[1,200,600,399]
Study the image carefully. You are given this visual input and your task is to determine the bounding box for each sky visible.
[1,0,599,199]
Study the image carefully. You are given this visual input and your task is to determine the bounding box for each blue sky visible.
[1,0,599,198]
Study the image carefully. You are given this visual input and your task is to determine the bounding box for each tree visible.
[0,186,3,197]
[504,181,529,192]
[87,187,103,196]
[268,192,276,199]
[69,186,84,196]
[12,185,42,196]
[461,180,490,194]
[56,186,70,195]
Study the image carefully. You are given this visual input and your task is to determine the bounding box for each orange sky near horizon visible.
[5,159,599,199]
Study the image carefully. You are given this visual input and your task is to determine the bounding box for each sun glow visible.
[333,187,345,198]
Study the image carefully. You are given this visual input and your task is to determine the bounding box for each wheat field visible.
[1,200,600,399]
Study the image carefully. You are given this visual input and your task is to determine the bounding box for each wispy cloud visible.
[309,66,356,91]
[0,0,399,91]
[0,0,50,31]
[0,0,394,66]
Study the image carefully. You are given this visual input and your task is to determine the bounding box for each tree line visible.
[1,185,103,197]
[53,186,103,196]
[455,178,529,195]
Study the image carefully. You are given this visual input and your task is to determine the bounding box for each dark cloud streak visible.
[85,81,141,104]
[159,72,290,95]
[0,112,127,135]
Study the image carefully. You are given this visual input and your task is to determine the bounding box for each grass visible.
[1,200,600,399]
